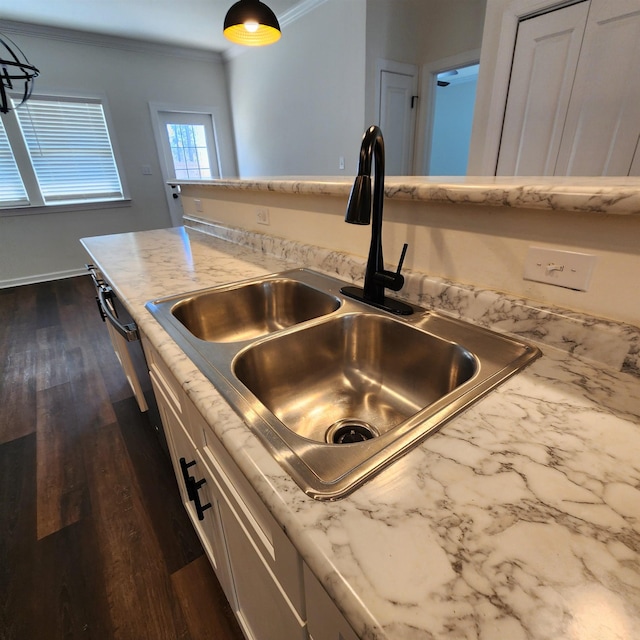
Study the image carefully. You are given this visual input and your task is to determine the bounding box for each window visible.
[0,95,125,211]
[0,118,28,206]
[166,123,213,180]
[155,110,220,181]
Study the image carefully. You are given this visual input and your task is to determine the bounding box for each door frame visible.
[416,49,481,175]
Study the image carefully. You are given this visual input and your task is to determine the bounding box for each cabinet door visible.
[555,0,640,175]
[303,563,359,640]
[193,454,236,606]
[496,1,589,175]
[151,368,195,507]
[219,499,307,640]
[150,369,235,603]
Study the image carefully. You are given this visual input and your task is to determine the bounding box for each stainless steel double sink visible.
[146,269,541,500]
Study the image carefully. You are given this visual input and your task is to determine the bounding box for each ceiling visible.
[0,0,302,53]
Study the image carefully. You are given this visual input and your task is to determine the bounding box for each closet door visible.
[496,1,589,175]
[555,0,640,176]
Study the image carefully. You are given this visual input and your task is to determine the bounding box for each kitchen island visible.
[82,216,640,639]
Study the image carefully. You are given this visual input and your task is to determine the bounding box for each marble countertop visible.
[171,175,640,215]
[81,225,640,640]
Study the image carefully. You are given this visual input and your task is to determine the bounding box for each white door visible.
[378,63,418,175]
[155,110,220,225]
[555,0,640,175]
[496,1,589,175]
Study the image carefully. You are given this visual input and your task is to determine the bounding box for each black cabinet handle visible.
[192,477,212,521]
[179,457,211,520]
[179,457,197,501]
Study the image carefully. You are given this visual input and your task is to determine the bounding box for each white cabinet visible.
[497,0,640,176]
[148,362,235,603]
[303,564,358,640]
[143,337,309,640]
[220,499,306,640]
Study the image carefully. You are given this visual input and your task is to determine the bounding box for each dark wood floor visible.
[0,276,245,640]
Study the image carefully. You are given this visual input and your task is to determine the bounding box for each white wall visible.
[226,0,367,177]
[365,0,486,129]
[225,0,485,178]
[0,24,237,287]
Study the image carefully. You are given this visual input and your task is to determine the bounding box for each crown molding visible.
[0,19,223,63]
[280,0,329,27]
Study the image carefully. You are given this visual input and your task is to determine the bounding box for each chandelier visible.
[0,33,40,114]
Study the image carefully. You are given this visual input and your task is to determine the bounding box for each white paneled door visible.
[496,1,589,175]
[497,0,640,176]
[153,109,220,225]
[378,62,418,175]
[554,0,640,175]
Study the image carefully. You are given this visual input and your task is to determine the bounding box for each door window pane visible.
[166,123,213,179]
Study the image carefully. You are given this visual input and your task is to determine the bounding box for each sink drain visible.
[326,419,379,444]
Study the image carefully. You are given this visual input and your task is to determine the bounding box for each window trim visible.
[0,91,129,215]
[0,197,132,218]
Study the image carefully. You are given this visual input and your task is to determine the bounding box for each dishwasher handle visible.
[86,263,104,290]
[97,285,139,342]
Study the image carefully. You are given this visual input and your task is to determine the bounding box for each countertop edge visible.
[170,177,640,215]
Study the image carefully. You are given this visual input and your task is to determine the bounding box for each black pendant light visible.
[223,0,281,46]
[0,33,40,114]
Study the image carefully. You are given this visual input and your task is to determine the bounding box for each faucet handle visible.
[395,243,408,275]
[375,243,408,292]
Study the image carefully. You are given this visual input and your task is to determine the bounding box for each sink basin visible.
[146,269,541,500]
[170,278,340,342]
[234,314,477,443]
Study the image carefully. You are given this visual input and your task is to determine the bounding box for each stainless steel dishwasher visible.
[87,264,168,458]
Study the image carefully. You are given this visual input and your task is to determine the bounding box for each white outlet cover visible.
[256,207,270,225]
[523,247,597,291]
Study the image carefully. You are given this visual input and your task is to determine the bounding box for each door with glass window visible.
[156,111,220,225]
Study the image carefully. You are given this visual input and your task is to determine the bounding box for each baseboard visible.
[0,267,88,290]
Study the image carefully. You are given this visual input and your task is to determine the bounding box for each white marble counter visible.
[81,225,640,640]
[170,176,640,215]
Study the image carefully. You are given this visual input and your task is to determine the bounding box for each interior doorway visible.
[427,63,479,175]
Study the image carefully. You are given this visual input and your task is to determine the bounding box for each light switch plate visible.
[256,207,270,225]
[523,247,596,291]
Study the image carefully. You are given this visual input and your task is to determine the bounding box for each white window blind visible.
[0,118,28,206]
[15,97,123,204]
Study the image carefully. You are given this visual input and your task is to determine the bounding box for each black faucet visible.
[340,125,413,315]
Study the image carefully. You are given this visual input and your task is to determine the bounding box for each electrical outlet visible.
[256,207,270,225]
[194,199,203,212]
[523,247,597,291]
[339,156,345,170]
